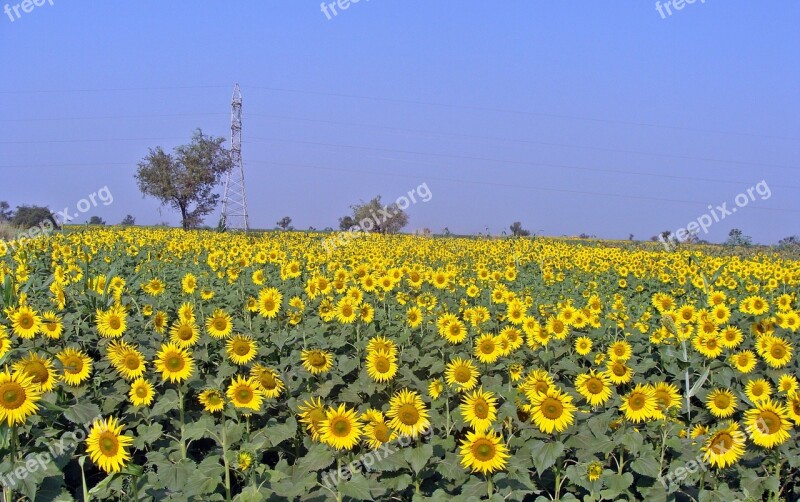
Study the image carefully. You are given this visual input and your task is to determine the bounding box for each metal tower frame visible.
[221,84,250,231]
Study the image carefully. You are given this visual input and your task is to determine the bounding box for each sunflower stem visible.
[336,456,343,502]
[487,473,494,498]
[221,415,232,502]
[177,386,187,460]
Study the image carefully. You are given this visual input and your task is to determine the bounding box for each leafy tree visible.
[121,214,136,226]
[276,216,293,231]
[0,201,12,222]
[135,129,233,230]
[348,196,408,234]
[724,228,752,247]
[509,222,530,237]
[778,235,799,248]
[338,216,356,231]
[88,216,106,225]
[11,205,59,230]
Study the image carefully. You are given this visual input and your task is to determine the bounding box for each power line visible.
[0,112,227,123]
[0,85,229,94]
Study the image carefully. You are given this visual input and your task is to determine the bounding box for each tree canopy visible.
[135,130,233,230]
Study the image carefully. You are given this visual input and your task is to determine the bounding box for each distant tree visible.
[338,216,356,231]
[778,235,799,248]
[276,216,293,231]
[349,196,408,234]
[442,227,452,236]
[509,222,530,237]
[660,230,672,242]
[11,205,59,230]
[323,227,334,232]
[135,129,233,230]
[724,228,752,247]
[121,214,136,226]
[0,201,12,222]
[88,216,106,225]
[628,233,634,241]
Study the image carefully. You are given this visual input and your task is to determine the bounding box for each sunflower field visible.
[0,228,798,501]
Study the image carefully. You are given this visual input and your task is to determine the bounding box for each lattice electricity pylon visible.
[221,84,250,231]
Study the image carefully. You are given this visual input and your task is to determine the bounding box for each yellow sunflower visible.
[129,378,154,407]
[206,308,233,338]
[169,319,199,348]
[473,334,501,364]
[387,388,431,438]
[528,387,577,434]
[575,370,613,407]
[744,378,772,403]
[729,350,757,374]
[744,399,792,448]
[226,335,258,365]
[319,404,363,450]
[362,416,396,450]
[250,365,284,399]
[109,342,147,381]
[9,305,41,339]
[298,397,327,440]
[761,336,793,368]
[620,384,657,423]
[198,389,225,413]
[652,382,681,417]
[460,387,498,432]
[0,368,41,425]
[607,340,632,361]
[154,343,194,383]
[56,348,93,386]
[257,287,283,318]
[706,389,737,418]
[40,311,63,340]
[95,304,127,338]
[366,349,398,383]
[13,352,57,392]
[459,429,509,475]
[702,421,746,469]
[86,416,134,474]
[778,374,798,395]
[606,359,634,385]
[301,349,334,375]
[428,379,444,400]
[226,375,265,411]
[574,336,593,356]
[445,357,479,392]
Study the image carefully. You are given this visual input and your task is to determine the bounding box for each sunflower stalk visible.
[177,386,187,460]
[220,415,232,502]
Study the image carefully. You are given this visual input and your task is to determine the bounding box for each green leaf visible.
[268,416,298,447]
[404,443,433,473]
[134,422,163,449]
[63,402,102,426]
[688,367,711,397]
[296,444,335,472]
[339,473,372,500]
[630,454,661,478]
[531,440,565,476]
[601,472,633,499]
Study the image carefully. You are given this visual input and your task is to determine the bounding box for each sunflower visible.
[226,335,258,365]
[0,327,10,359]
[406,307,423,328]
[362,415,396,450]
[575,370,613,407]
[744,399,792,448]
[786,394,800,425]
[298,397,327,440]
[607,340,632,361]
[250,365,284,399]
[13,352,57,392]
[0,368,41,425]
[744,378,772,403]
[719,326,743,348]
[521,369,555,397]
[702,421,746,469]
[257,288,283,318]
[620,384,657,423]
[706,389,737,418]
[499,326,523,352]
[606,359,634,385]
[778,374,798,395]
[169,319,199,348]
[56,348,93,386]
[387,388,431,438]
[445,357,479,392]
[206,308,233,338]
[95,304,127,338]
[459,429,509,475]
[237,451,253,471]
[761,336,793,368]
[367,336,397,356]
[730,350,757,374]
[587,461,603,481]
[460,388,498,432]
[177,302,195,323]
[301,349,334,375]
[574,336,593,356]
[226,376,265,411]
[110,344,147,381]
[443,319,468,344]
[40,311,63,340]
[652,382,681,417]
[86,417,134,474]
[473,334,501,364]
[154,343,194,383]
[153,311,168,334]
[509,363,523,382]
[198,389,226,413]
[428,379,444,400]
[528,387,577,434]
[366,349,398,383]
[129,379,154,407]
[319,404,363,450]
[9,305,41,339]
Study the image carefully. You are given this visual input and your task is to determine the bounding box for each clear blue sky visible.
[1,1,798,243]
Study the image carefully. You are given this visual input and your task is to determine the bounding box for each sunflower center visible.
[770,345,786,359]
[25,361,49,384]
[372,423,391,442]
[756,411,780,434]
[236,388,253,404]
[541,397,564,419]
[99,433,119,456]
[331,417,351,437]
[613,346,626,356]
[177,325,193,341]
[19,315,33,329]
[308,352,326,367]
[124,355,141,370]
[714,394,730,408]
[65,357,83,374]
[612,363,626,377]
[473,399,489,419]
[1,383,25,410]
[262,299,275,311]
[737,355,750,366]
[752,385,765,397]
[398,403,420,425]
[233,340,251,356]
[480,340,495,354]
[374,356,390,373]
[260,373,277,389]
[629,393,645,411]
[342,305,353,317]
[135,386,148,398]
[710,432,733,453]
[535,381,550,394]
[453,367,472,384]
[586,378,603,394]
[471,439,496,461]
[214,318,228,331]
[167,355,185,372]
[109,317,121,330]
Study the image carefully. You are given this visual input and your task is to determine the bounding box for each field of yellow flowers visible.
[0,228,798,501]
